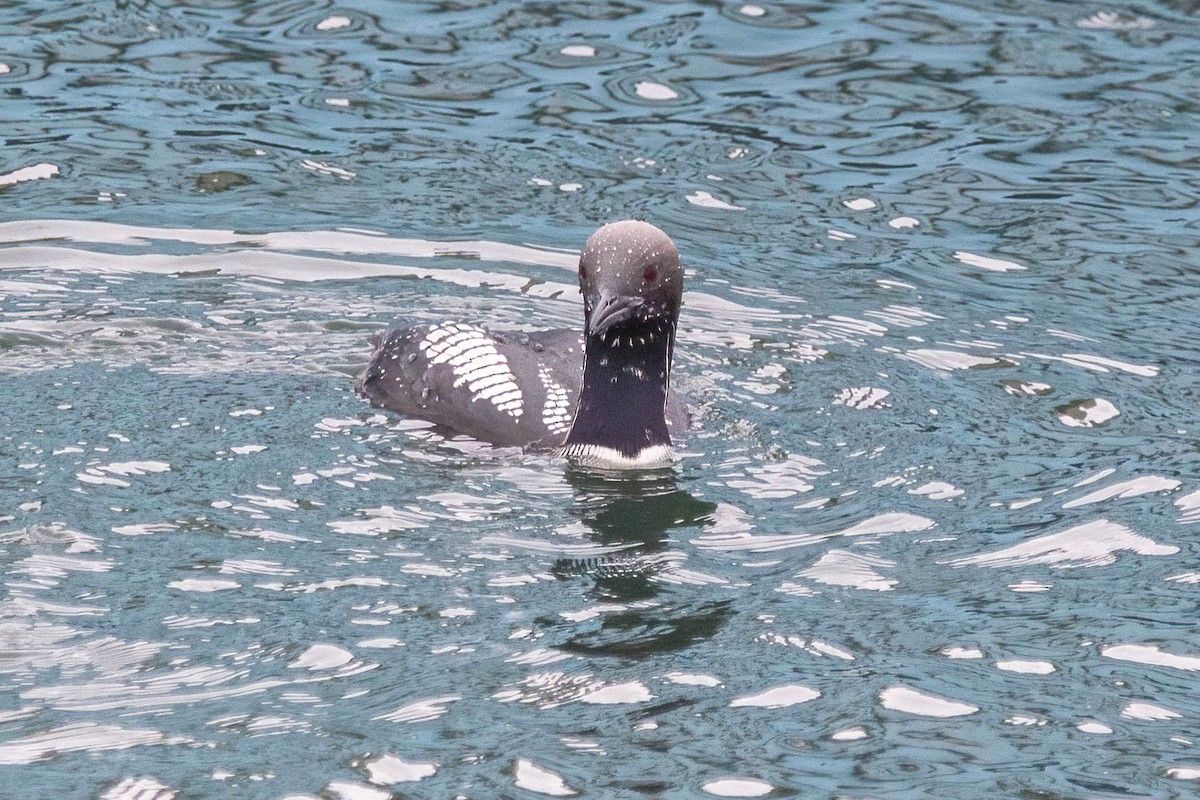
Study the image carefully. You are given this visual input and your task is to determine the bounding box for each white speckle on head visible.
[419,323,523,418]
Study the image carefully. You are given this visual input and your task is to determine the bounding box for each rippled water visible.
[3,1,1200,797]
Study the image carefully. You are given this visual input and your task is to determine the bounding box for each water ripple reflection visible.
[3,0,1200,794]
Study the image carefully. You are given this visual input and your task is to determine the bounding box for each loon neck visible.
[561,320,675,468]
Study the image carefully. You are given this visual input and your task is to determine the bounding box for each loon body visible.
[356,221,686,468]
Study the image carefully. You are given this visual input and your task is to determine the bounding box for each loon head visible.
[578,220,683,345]
[562,221,684,470]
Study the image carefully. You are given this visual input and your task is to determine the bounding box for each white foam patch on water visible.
[1042,353,1159,376]
[840,512,935,536]
[325,782,389,800]
[831,726,868,741]
[947,519,1177,569]
[888,216,919,229]
[167,578,239,592]
[12,552,112,581]
[942,646,984,659]
[686,190,744,210]
[724,454,825,499]
[880,686,978,717]
[0,219,582,268]
[1167,766,1200,780]
[695,512,934,553]
[808,640,854,660]
[365,754,437,784]
[702,778,774,797]
[316,15,352,30]
[0,723,187,765]
[739,4,767,17]
[1102,644,1200,671]
[903,348,1009,371]
[833,386,891,409]
[357,638,404,649]
[665,672,723,687]
[843,197,877,211]
[1009,497,1042,509]
[506,648,572,666]
[729,684,820,708]
[300,159,355,180]
[953,251,1026,272]
[1063,475,1180,508]
[560,44,595,57]
[493,672,607,707]
[908,481,964,500]
[756,633,854,660]
[995,660,1056,675]
[1057,398,1120,427]
[1121,702,1181,721]
[0,163,59,187]
[1076,721,1113,734]
[1077,11,1154,29]
[25,662,289,712]
[99,776,175,800]
[315,417,364,433]
[579,681,652,704]
[799,550,896,591]
[1176,489,1200,524]
[1002,379,1052,396]
[514,759,577,796]
[111,460,171,474]
[289,644,354,670]
[0,223,775,338]
[77,460,171,488]
[219,559,296,576]
[373,695,461,723]
[231,528,310,543]
[328,505,433,536]
[634,81,678,100]
[400,563,456,578]
[1005,715,1047,726]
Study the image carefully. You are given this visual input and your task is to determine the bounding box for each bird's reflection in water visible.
[549,465,731,658]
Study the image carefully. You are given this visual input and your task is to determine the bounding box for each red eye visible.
[643,266,658,283]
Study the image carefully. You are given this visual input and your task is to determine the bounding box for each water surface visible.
[2,1,1200,798]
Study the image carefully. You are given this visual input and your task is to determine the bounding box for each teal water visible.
[3,1,1200,798]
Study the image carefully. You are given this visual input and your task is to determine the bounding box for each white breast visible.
[557,443,675,470]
